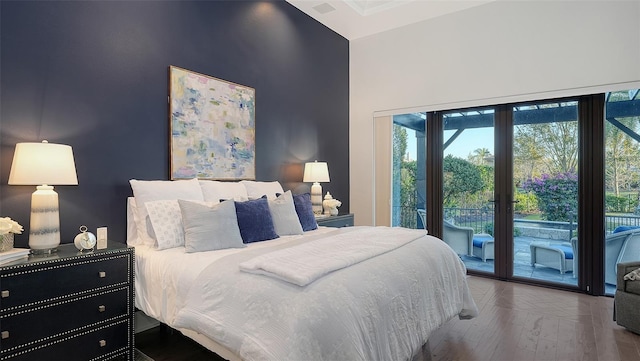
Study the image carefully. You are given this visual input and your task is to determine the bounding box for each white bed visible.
[127,180,478,360]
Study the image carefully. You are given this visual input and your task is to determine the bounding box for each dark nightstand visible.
[0,242,134,361]
[316,213,354,228]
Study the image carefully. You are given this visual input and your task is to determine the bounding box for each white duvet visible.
[169,226,478,361]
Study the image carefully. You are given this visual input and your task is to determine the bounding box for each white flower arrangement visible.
[0,217,23,235]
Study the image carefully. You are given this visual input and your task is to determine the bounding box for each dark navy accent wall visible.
[0,1,349,247]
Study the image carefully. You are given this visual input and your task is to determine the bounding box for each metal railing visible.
[401,206,640,236]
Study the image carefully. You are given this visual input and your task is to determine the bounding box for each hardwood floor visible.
[427,276,640,361]
[135,276,640,361]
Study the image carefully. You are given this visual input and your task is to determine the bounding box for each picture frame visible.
[169,66,256,180]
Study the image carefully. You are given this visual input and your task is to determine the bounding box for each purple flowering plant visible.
[522,172,578,221]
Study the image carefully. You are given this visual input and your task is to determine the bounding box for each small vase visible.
[1,233,14,252]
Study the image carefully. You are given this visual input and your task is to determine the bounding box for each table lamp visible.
[8,140,78,254]
[303,161,330,215]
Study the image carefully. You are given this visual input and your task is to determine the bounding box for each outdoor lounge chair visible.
[442,219,473,256]
[572,226,640,285]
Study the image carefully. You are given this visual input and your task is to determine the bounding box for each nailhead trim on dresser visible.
[0,243,134,361]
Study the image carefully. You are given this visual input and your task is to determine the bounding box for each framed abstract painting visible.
[169,66,255,180]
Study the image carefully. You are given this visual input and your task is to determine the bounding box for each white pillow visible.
[145,200,185,250]
[129,179,204,246]
[199,180,248,202]
[178,200,246,253]
[268,190,303,236]
[241,180,284,200]
[126,197,139,246]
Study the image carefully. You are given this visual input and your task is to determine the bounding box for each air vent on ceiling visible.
[312,3,336,14]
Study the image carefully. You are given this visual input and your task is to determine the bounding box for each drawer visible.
[0,288,130,352]
[0,319,131,361]
[0,254,131,311]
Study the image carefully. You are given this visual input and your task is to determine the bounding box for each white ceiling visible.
[286,0,495,40]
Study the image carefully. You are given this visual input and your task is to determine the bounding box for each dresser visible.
[0,242,134,361]
[316,213,354,228]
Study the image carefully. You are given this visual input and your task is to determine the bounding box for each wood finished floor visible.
[135,276,640,361]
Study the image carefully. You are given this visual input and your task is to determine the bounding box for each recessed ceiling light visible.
[312,3,336,14]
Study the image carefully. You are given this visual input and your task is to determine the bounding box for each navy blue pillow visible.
[234,197,279,243]
[292,193,317,231]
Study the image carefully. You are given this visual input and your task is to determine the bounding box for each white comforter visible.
[239,227,424,286]
[172,226,478,361]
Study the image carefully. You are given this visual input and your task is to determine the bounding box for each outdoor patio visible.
[460,235,617,295]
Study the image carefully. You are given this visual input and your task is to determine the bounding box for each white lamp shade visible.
[8,141,78,185]
[303,161,330,183]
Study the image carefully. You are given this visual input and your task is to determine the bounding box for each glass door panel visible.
[512,101,579,286]
[603,89,640,295]
[442,108,495,274]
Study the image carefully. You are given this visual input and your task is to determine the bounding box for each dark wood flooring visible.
[135,276,640,360]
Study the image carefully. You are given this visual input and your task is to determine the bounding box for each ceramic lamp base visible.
[310,182,323,215]
[28,185,61,253]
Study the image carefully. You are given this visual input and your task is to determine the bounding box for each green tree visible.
[605,116,640,196]
[470,148,492,166]
[443,155,484,207]
[513,120,578,186]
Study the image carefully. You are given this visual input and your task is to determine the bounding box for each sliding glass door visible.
[376,92,640,295]
[441,108,495,274]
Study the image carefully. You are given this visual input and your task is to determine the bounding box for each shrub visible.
[522,172,577,222]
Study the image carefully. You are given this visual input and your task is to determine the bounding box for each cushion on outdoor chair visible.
[553,245,573,259]
[613,225,640,233]
[472,235,493,248]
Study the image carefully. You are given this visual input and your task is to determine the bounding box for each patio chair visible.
[572,226,640,285]
[442,219,475,257]
[417,209,427,230]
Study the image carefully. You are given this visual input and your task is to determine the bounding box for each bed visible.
[127,179,478,361]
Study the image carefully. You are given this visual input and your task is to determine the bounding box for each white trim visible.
[374,81,640,117]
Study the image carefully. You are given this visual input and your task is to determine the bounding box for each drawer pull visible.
[1,331,9,339]
[98,271,106,278]
[1,290,8,298]
[99,339,106,347]
[98,305,106,312]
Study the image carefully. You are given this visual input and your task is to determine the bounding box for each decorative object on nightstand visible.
[322,192,342,216]
[74,225,97,252]
[8,140,78,254]
[0,217,23,252]
[303,161,330,215]
[0,242,134,360]
[316,213,354,228]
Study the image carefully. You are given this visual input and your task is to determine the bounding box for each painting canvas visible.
[169,66,255,180]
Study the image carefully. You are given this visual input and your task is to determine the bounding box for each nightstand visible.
[0,242,134,361]
[316,213,354,228]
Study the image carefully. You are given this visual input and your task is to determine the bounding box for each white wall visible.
[350,0,640,225]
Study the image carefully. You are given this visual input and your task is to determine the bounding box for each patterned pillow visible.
[268,190,303,236]
[145,200,185,250]
[292,193,318,231]
[235,197,279,243]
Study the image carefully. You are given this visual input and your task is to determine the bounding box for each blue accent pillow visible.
[234,197,279,243]
[613,225,640,233]
[292,193,317,231]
